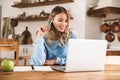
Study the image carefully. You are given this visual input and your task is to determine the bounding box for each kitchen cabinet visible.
[19,45,34,56]
[87,7,120,18]
[0,39,19,65]
[19,45,34,65]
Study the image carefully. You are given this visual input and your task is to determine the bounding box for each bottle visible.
[21,26,33,44]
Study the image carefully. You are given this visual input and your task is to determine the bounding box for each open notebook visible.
[13,66,53,72]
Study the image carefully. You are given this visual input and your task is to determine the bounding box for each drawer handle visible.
[26,48,28,54]
[23,48,25,54]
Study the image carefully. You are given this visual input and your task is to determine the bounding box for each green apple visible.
[1,59,14,72]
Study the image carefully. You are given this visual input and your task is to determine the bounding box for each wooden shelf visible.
[11,17,73,22]
[11,17,48,22]
[12,0,74,8]
[87,7,120,18]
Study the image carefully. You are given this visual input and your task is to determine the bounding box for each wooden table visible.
[0,64,120,80]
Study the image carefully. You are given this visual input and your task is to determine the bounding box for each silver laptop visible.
[51,39,107,72]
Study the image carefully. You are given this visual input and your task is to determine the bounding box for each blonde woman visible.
[30,6,77,66]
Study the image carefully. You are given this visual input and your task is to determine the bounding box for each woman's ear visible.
[49,15,53,19]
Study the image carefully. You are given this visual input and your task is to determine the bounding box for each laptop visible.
[51,39,107,72]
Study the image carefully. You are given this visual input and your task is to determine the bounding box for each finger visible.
[41,26,48,32]
[40,27,45,32]
[44,25,50,31]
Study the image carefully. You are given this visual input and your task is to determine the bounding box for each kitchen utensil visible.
[117,31,120,42]
[100,23,109,33]
[110,22,119,33]
[105,32,115,42]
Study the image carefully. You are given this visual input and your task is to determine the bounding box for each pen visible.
[31,65,34,70]
[47,18,53,30]
[36,18,53,35]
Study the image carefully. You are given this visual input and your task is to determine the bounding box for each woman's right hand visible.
[36,25,49,38]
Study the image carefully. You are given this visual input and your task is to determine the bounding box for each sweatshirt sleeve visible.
[30,38,46,66]
[69,28,78,39]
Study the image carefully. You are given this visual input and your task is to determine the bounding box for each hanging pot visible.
[100,23,109,33]
[105,32,115,42]
[117,31,120,42]
[110,22,119,33]
[118,21,120,26]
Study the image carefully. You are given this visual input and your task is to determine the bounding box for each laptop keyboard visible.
[51,66,66,71]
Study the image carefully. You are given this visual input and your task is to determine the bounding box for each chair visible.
[0,39,19,65]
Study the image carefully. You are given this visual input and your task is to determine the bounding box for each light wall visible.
[85,0,102,39]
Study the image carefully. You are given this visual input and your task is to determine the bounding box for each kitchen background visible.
[0,0,120,65]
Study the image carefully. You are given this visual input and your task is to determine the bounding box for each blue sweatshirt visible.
[30,29,77,65]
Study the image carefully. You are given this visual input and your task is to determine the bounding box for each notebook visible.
[51,39,107,72]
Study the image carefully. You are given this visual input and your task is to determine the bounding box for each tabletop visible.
[0,64,120,80]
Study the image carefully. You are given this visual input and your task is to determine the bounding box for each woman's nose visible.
[61,22,67,26]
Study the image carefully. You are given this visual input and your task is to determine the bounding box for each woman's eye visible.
[65,20,68,23]
[58,19,63,22]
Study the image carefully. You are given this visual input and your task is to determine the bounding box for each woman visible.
[30,6,77,66]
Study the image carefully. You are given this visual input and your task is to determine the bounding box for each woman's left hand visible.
[44,60,56,65]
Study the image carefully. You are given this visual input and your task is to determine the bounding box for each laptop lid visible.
[64,39,107,72]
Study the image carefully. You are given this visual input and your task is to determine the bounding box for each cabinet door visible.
[19,45,34,56]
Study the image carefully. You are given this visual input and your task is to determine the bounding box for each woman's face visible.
[53,12,68,32]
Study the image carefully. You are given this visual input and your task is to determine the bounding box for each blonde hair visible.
[47,6,70,47]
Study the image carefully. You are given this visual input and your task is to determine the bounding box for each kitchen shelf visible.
[87,7,120,18]
[11,17,48,22]
[11,16,73,22]
[12,0,74,8]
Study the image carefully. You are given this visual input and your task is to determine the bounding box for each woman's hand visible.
[44,60,56,65]
[36,25,49,38]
